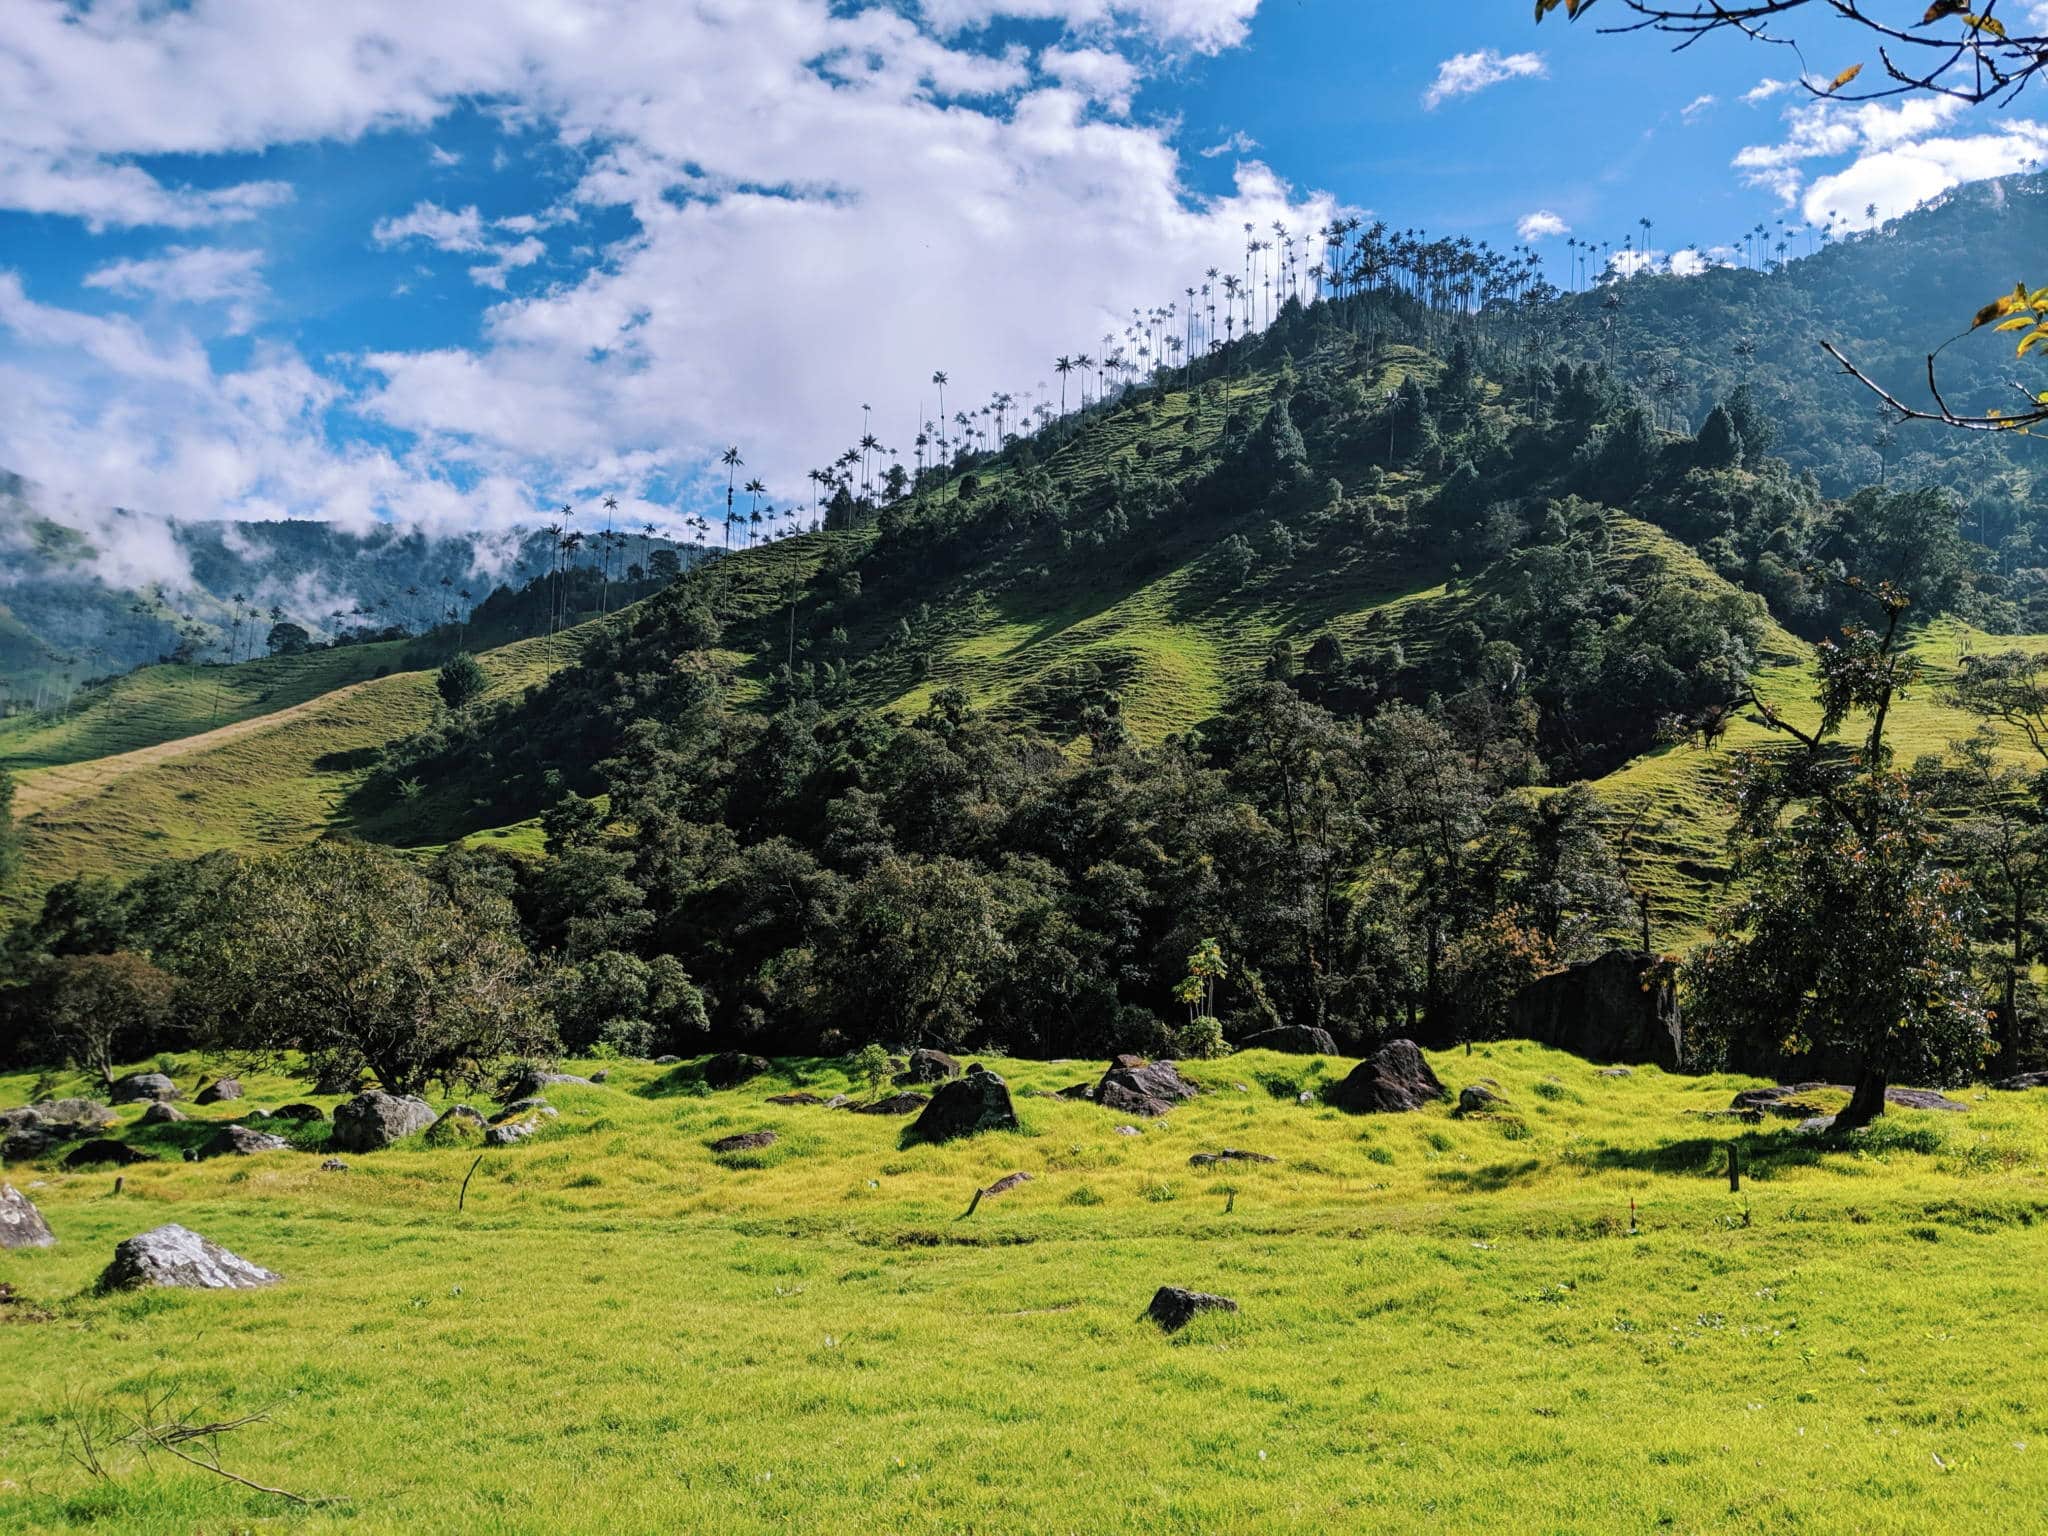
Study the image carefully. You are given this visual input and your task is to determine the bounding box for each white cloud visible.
[428,143,462,167]
[1517,209,1569,241]
[1681,94,1716,122]
[82,245,267,332]
[919,0,1261,54]
[1734,90,2046,229]
[1199,129,1258,159]
[0,0,1334,539]
[1041,46,1140,115]
[1743,78,1793,104]
[0,157,289,232]
[1422,50,1546,111]
[1608,248,1662,278]
[372,200,489,252]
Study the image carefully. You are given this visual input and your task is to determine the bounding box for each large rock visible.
[62,1138,158,1168]
[1507,950,1682,1069]
[911,1064,1019,1142]
[709,1130,778,1154]
[330,1091,437,1152]
[901,1048,963,1084]
[1234,1025,1339,1056]
[0,1183,56,1248]
[195,1077,244,1104]
[1996,1071,2048,1091]
[2,1099,119,1161]
[111,1073,180,1104]
[1327,1040,1445,1114]
[99,1224,280,1291]
[702,1052,771,1090]
[1095,1056,1200,1118]
[200,1124,290,1158]
[140,1102,187,1125]
[1145,1286,1238,1333]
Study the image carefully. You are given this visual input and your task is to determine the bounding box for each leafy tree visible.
[1694,404,1742,469]
[31,951,176,1086]
[648,547,683,581]
[179,842,555,1095]
[265,620,312,655]
[436,652,489,712]
[1686,582,1988,1127]
[1211,532,1257,591]
[830,854,1009,1047]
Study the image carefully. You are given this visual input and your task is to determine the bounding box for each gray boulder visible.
[1327,1040,1445,1114]
[1187,1149,1275,1167]
[140,1102,187,1125]
[911,1064,1019,1142]
[901,1048,963,1084]
[1506,949,1682,1068]
[1456,1083,1506,1115]
[0,1183,56,1248]
[503,1069,591,1100]
[99,1224,280,1291]
[1145,1286,1238,1332]
[1095,1056,1200,1118]
[199,1124,289,1159]
[195,1077,244,1104]
[490,1097,555,1123]
[709,1131,777,1154]
[485,1117,546,1146]
[1234,1025,1339,1056]
[111,1073,180,1104]
[330,1091,437,1152]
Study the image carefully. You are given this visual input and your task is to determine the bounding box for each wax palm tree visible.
[743,477,766,547]
[930,371,949,473]
[1054,355,1073,416]
[720,446,743,551]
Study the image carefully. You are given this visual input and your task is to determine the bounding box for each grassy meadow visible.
[3,1043,2047,1533]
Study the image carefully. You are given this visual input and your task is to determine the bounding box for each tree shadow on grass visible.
[1588,1129,1836,1181]
[1427,1156,1543,1192]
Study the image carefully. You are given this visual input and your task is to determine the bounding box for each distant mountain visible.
[0,475,694,700]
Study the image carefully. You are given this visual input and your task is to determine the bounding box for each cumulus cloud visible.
[1681,94,1717,122]
[0,0,1334,539]
[1517,209,1569,241]
[1734,91,2048,229]
[1743,78,1793,105]
[82,244,268,333]
[1422,50,1546,111]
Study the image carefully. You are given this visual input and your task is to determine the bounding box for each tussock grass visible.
[3,1040,2046,1532]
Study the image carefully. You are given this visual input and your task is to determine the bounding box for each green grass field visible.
[3,1042,2046,1533]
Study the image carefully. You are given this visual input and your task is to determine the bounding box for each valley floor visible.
[2,1042,2045,1533]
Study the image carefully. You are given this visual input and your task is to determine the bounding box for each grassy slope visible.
[1,626,598,916]
[2,1041,2045,1533]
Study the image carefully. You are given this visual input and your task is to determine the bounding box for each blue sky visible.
[2,0,2042,584]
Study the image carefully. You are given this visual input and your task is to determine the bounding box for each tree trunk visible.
[1837,1065,1888,1132]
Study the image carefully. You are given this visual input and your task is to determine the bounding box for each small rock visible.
[110,1073,179,1104]
[1795,1115,1837,1135]
[486,1117,547,1146]
[652,1054,681,1066]
[703,1052,772,1090]
[1113,1125,1142,1137]
[199,1124,289,1159]
[0,1183,57,1248]
[1145,1285,1237,1333]
[320,1158,349,1172]
[854,1092,930,1116]
[99,1224,280,1291]
[911,1064,1019,1142]
[824,1094,854,1110]
[1188,1149,1276,1167]
[766,1092,825,1106]
[1456,1084,1506,1114]
[195,1077,244,1104]
[1599,1067,1633,1078]
[1055,1082,1096,1100]
[979,1171,1032,1199]
[1297,1091,1316,1105]
[1995,1071,2048,1091]
[589,1069,610,1083]
[332,1091,438,1151]
[709,1131,778,1154]
[139,1102,187,1125]
[62,1139,158,1169]
[1326,1040,1445,1114]
[266,1103,327,1123]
